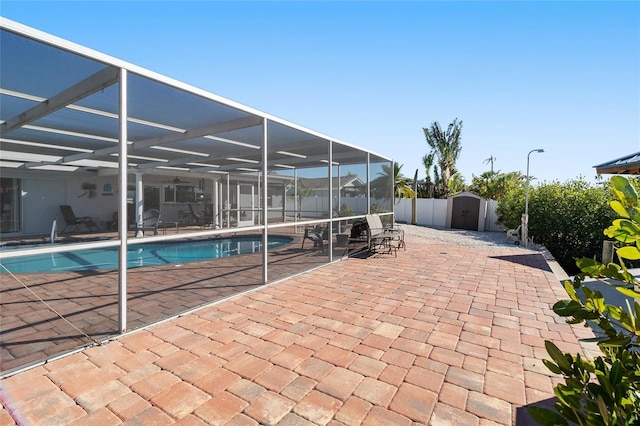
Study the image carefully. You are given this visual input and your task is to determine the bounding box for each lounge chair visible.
[365,214,404,254]
[187,204,212,228]
[59,205,100,233]
[134,209,161,236]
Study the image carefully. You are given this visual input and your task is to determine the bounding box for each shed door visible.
[451,196,480,231]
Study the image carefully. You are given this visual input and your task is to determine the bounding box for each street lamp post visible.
[523,149,544,247]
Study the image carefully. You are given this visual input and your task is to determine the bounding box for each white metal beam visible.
[1,67,119,135]
[136,155,212,170]
[18,115,263,169]
[118,68,128,334]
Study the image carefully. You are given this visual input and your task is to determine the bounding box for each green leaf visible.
[610,200,630,218]
[615,286,640,298]
[605,219,640,243]
[618,219,640,237]
[563,280,579,302]
[580,336,611,343]
[605,226,635,242]
[553,300,583,317]
[617,246,640,260]
[546,341,571,372]
[596,395,611,424]
[543,358,562,374]
[583,287,607,313]
[576,257,602,274]
[609,361,623,386]
[527,406,569,426]
[607,305,624,321]
[612,175,638,205]
[599,337,632,347]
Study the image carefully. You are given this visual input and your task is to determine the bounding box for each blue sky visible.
[2,1,639,185]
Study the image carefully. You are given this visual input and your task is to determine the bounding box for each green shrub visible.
[497,178,617,274]
[529,176,640,425]
[370,202,383,214]
[339,203,354,217]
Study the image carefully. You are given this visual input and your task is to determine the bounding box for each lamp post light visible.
[523,148,544,247]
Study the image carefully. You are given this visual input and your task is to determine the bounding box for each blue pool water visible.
[0,236,292,274]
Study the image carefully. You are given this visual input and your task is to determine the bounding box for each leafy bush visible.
[338,203,354,217]
[497,178,617,274]
[468,170,525,200]
[529,176,640,425]
[370,202,384,214]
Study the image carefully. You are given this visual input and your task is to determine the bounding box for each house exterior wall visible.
[8,175,119,236]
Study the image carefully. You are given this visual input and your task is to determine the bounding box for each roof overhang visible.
[594,152,640,175]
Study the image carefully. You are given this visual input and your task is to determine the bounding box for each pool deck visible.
[0,233,595,425]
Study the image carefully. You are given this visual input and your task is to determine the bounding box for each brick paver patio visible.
[0,233,590,425]
[0,230,344,373]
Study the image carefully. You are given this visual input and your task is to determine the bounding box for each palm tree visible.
[374,163,415,202]
[391,163,415,200]
[483,155,496,173]
[448,171,466,196]
[422,119,463,198]
[296,184,313,219]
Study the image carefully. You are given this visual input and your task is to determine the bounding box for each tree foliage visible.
[448,171,466,196]
[496,178,616,274]
[371,163,414,203]
[422,119,463,199]
[468,170,525,200]
[390,163,415,199]
[530,176,640,426]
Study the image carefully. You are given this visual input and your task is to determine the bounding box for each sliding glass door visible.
[0,178,21,233]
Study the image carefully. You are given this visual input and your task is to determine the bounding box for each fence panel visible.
[396,197,499,230]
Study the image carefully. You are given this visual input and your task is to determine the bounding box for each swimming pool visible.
[0,235,293,274]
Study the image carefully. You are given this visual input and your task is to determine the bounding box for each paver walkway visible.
[0,233,590,425]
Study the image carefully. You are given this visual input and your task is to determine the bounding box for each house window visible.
[163,185,204,203]
[0,178,21,233]
[144,186,160,210]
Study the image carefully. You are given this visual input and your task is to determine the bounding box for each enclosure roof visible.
[298,175,365,190]
[0,18,391,178]
[594,152,640,175]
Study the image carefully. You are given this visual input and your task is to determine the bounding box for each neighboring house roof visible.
[594,152,640,175]
[297,175,365,190]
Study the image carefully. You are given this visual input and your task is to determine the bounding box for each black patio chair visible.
[187,204,212,228]
[59,205,100,233]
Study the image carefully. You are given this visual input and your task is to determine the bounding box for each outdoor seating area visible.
[338,214,406,258]
[364,213,405,256]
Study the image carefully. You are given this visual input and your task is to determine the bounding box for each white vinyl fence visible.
[395,198,503,232]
